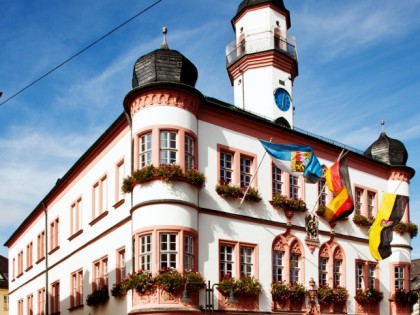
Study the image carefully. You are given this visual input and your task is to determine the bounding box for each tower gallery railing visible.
[226,34,297,67]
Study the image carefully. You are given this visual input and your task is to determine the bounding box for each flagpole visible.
[238,138,272,208]
[310,149,347,214]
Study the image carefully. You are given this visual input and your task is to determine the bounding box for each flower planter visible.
[270,194,307,212]
[355,301,380,314]
[273,298,304,312]
[215,182,261,203]
[390,302,411,315]
[219,294,259,311]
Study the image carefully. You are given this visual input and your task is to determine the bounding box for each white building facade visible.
[5,1,416,315]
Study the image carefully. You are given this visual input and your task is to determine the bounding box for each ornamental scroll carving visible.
[129,90,200,117]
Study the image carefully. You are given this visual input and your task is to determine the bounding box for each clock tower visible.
[226,0,298,128]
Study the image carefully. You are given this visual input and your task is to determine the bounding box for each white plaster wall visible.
[235,7,287,38]
[132,180,199,206]
[9,219,132,315]
[132,203,198,233]
[131,106,198,136]
[233,67,294,123]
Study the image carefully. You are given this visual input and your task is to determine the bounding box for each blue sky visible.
[0,0,419,259]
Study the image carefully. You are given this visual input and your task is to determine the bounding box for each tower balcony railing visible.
[226,34,297,67]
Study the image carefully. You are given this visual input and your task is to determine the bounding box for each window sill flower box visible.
[86,286,110,307]
[270,194,307,212]
[354,288,384,304]
[271,282,307,311]
[317,285,348,313]
[393,222,418,238]
[128,269,205,309]
[122,164,205,193]
[215,181,261,203]
[353,213,374,227]
[217,274,262,311]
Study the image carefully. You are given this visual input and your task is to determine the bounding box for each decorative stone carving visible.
[129,90,200,117]
[389,170,410,183]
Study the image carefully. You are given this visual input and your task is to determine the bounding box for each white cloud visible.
[295,1,420,61]
[0,128,96,230]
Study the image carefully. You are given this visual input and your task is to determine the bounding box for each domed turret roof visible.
[131,28,198,89]
[235,0,291,28]
[364,131,408,166]
[237,0,287,13]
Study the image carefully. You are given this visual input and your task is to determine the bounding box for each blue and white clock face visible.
[274,88,292,112]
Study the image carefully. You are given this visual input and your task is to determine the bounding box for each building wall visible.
[6,98,414,315]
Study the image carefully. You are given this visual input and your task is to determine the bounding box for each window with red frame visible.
[71,269,83,308]
[219,241,257,280]
[37,287,45,315]
[50,218,59,252]
[50,281,60,314]
[93,257,108,291]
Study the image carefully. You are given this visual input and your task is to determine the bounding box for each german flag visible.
[324,155,354,222]
[369,193,408,261]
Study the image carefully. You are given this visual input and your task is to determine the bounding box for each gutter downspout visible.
[42,201,49,315]
[124,109,134,276]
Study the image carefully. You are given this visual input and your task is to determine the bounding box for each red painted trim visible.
[227,50,297,84]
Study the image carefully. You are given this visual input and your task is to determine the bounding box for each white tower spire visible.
[226,0,298,127]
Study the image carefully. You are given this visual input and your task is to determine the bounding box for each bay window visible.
[140,133,152,167]
[139,234,152,271]
[160,131,177,164]
[136,228,197,273]
[160,233,177,269]
[185,135,194,169]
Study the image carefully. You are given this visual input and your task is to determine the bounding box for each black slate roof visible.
[364,132,408,166]
[132,48,198,89]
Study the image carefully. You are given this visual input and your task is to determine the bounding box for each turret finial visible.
[381,120,385,133]
[161,26,169,49]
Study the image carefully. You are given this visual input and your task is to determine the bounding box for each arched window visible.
[272,232,305,283]
[318,241,346,288]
